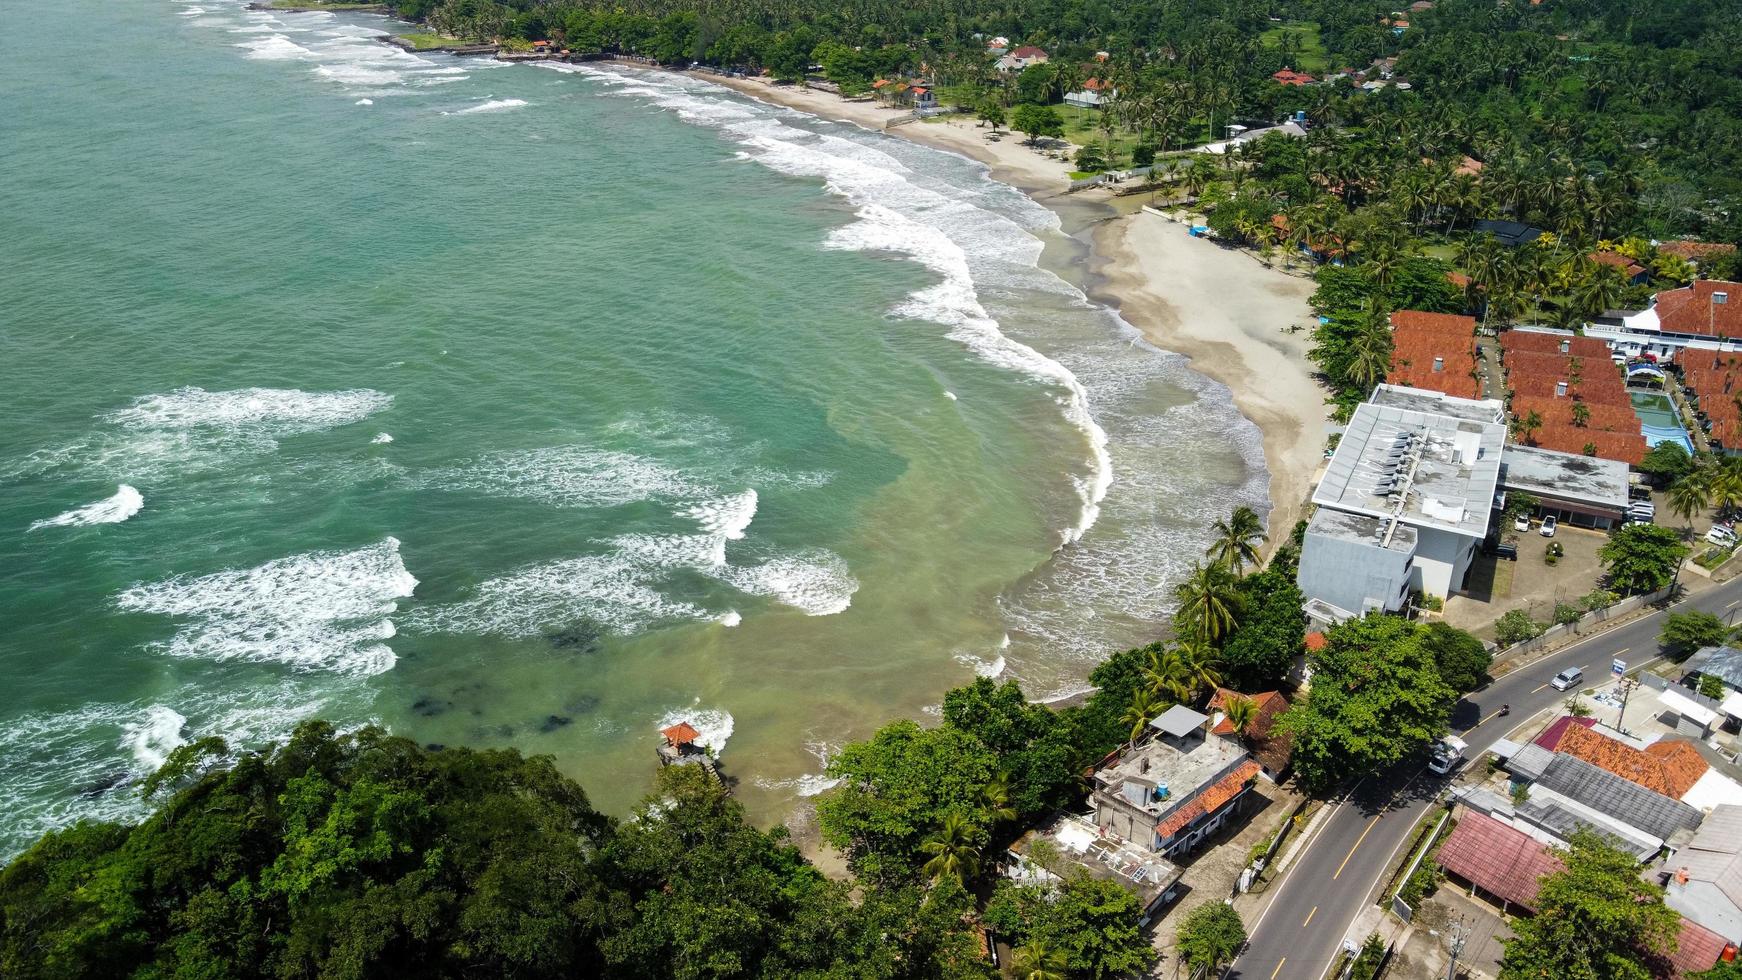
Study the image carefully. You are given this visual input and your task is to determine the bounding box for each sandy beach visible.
[698,73,1328,544]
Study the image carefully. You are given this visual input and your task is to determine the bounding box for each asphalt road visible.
[1227,574,1742,980]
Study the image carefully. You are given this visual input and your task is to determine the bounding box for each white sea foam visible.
[656,703,734,755]
[355,98,374,106]
[108,386,392,438]
[122,706,187,770]
[237,35,312,60]
[717,610,742,627]
[954,652,1007,678]
[411,552,709,638]
[448,98,528,115]
[28,485,143,531]
[717,549,858,616]
[944,391,958,401]
[371,431,392,443]
[115,538,416,676]
[752,736,840,796]
[426,446,708,509]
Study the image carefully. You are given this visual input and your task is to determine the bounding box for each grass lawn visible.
[1059,105,1141,164]
[396,32,468,49]
[1419,243,1459,262]
[1258,21,1329,73]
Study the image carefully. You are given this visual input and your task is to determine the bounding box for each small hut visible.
[656,721,724,785]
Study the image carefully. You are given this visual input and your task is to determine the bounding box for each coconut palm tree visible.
[1010,943,1068,980]
[1144,646,1192,703]
[1668,474,1712,539]
[1207,505,1268,573]
[1221,693,1259,742]
[1174,638,1224,703]
[919,813,981,886]
[1124,688,1166,747]
[1346,321,1394,394]
[980,772,1017,825]
[1174,561,1243,646]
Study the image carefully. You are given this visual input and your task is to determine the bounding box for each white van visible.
[1551,667,1583,691]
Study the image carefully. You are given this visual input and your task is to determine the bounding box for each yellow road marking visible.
[1270,957,1288,979]
[1302,906,1318,928]
[1334,817,1380,880]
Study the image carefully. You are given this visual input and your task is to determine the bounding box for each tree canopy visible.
[1499,829,1683,980]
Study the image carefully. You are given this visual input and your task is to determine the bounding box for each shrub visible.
[1700,674,1726,700]
[1496,609,1544,646]
[1553,603,1583,626]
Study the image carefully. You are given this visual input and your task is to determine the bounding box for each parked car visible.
[1514,514,1530,532]
[1629,485,1653,502]
[1428,736,1468,775]
[1709,524,1737,547]
[1551,666,1583,691]
[1540,515,1558,537]
[1494,542,1518,561]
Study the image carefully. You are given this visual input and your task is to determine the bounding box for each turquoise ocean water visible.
[0,0,1266,854]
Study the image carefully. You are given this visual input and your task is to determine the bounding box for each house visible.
[1437,808,1730,976]
[1659,241,1737,268]
[1501,327,1648,466]
[1064,77,1115,109]
[1657,804,1742,944]
[985,35,1010,55]
[1296,385,1506,617]
[1586,280,1742,362]
[909,85,936,109]
[1592,250,1650,284]
[1684,646,1742,726]
[996,45,1048,73]
[1271,68,1317,86]
[1474,218,1547,248]
[1387,310,1480,399]
[1499,443,1631,530]
[1504,746,1704,845]
[1088,705,1261,858]
[1005,814,1183,924]
[1206,689,1293,775]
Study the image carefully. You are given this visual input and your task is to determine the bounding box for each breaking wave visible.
[28,484,143,531]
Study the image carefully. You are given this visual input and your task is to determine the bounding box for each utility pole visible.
[1446,915,1470,980]
[1616,676,1639,736]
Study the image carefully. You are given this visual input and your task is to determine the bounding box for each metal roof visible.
[1499,444,1630,512]
[1688,645,1742,690]
[1536,754,1703,841]
[1313,390,1506,539]
[1150,704,1210,738]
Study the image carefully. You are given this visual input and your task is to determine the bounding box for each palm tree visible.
[1510,409,1544,446]
[1207,505,1268,573]
[1221,694,1259,742]
[1668,474,1712,539]
[1571,401,1591,428]
[919,813,981,887]
[1143,647,1192,703]
[1174,561,1243,646]
[1010,943,1068,980]
[980,772,1017,825]
[1346,320,1394,394]
[1124,688,1166,747]
[1174,639,1224,703]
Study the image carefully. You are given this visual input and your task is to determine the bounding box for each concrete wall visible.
[1298,528,1413,614]
[1412,527,1479,597]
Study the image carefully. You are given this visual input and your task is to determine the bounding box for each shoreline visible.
[695,74,1327,545]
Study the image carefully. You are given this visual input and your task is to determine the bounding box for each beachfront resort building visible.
[1296,384,1631,622]
[1586,280,1742,361]
[1297,386,1506,619]
[1087,705,1262,858]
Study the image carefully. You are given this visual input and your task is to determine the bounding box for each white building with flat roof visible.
[1298,385,1506,620]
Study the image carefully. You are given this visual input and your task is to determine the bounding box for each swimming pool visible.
[1632,391,1695,452]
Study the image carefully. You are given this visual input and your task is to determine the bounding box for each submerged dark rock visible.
[411,696,453,717]
[564,694,601,715]
[425,743,446,752]
[76,771,131,799]
[547,623,603,654]
[539,715,573,733]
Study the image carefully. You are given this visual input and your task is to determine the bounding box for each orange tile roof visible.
[661,722,701,745]
[1206,690,1294,772]
[1659,241,1737,263]
[1654,281,1742,338]
[1446,271,1473,288]
[1501,331,1612,359]
[1518,425,1648,465]
[1155,760,1261,837]
[1591,250,1647,279]
[1554,725,1708,798]
[1509,394,1642,431]
[1389,310,1479,398]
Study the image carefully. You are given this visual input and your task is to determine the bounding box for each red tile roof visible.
[1669,918,1729,977]
[1591,250,1647,279]
[1532,715,1599,750]
[1554,725,1708,798]
[1446,271,1473,288]
[1501,329,1644,464]
[661,722,701,745]
[1272,68,1317,85]
[1010,45,1047,58]
[1206,690,1294,772]
[1155,760,1261,837]
[1436,810,1563,909]
[1654,281,1742,338]
[1389,310,1480,398]
[1659,241,1737,263]
[1501,330,1613,359]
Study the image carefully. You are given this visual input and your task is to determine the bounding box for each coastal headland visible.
[697,73,1328,546]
